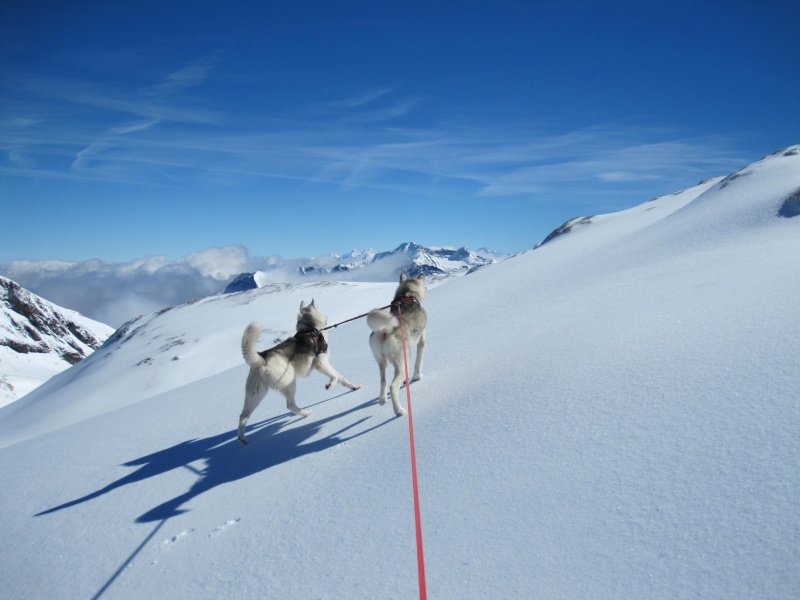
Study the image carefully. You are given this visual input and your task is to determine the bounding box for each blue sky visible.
[2,0,798,264]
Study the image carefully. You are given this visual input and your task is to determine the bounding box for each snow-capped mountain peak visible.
[0,276,114,406]
[223,242,507,292]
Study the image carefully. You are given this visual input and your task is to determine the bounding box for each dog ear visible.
[310,298,316,307]
[400,273,408,283]
[299,300,306,311]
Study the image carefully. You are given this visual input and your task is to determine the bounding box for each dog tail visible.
[242,322,265,368]
[366,309,399,333]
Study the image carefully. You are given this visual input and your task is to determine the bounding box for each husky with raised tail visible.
[238,300,361,444]
[367,274,427,416]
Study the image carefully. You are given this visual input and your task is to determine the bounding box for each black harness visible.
[294,328,328,355]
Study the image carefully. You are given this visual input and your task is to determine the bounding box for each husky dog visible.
[238,300,361,444]
[367,274,427,416]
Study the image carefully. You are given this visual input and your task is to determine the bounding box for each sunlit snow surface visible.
[0,147,798,599]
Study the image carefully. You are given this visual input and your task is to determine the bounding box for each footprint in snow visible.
[208,518,241,538]
[160,528,195,552]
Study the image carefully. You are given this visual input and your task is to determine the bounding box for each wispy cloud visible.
[143,56,219,97]
[317,86,419,125]
[0,54,223,182]
[475,137,745,197]
[1,64,746,201]
[329,87,397,109]
[109,119,161,135]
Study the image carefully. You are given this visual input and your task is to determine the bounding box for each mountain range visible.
[223,243,508,293]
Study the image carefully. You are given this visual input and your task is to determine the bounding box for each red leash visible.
[397,303,428,600]
[320,298,428,597]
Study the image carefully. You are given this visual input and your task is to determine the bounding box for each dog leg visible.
[389,359,406,417]
[239,371,267,444]
[412,330,426,381]
[315,354,361,391]
[377,356,388,406]
[280,380,311,418]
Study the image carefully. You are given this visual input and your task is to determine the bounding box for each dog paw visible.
[394,407,407,417]
[238,436,249,445]
[325,382,333,390]
[299,409,312,418]
[379,397,387,406]
[412,373,423,381]
[351,384,362,390]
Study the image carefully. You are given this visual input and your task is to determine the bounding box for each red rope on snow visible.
[397,303,428,600]
[319,297,428,597]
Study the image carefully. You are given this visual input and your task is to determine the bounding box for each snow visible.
[0,147,798,599]
[0,347,67,405]
[240,243,504,287]
[0,277,115,407]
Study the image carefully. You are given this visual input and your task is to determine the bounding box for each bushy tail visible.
[367,309,399,333]
[242,322,265,368]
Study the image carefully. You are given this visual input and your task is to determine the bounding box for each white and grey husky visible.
[367,274,427,416]
[238,300,361,444]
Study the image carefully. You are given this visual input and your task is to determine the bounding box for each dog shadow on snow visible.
[35,394,392,523]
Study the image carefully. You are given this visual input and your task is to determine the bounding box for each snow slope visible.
[0,147,798,599]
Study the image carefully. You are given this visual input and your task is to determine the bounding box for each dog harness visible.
[393,296,420,306]
[294,329,328,355]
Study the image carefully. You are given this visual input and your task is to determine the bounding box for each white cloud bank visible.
[1,246,263,328]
